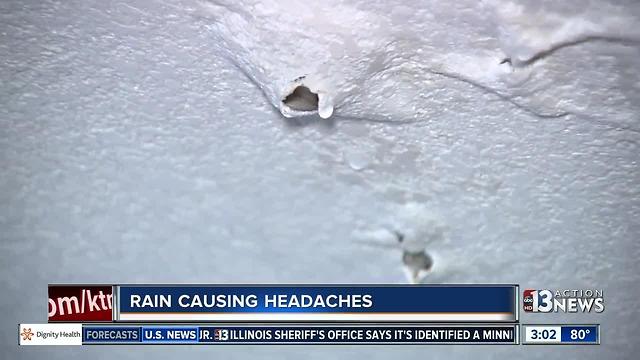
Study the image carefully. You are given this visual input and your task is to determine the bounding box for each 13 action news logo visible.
[523,289,604,313]
[214,329,229,341]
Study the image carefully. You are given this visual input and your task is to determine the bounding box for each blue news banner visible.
[82,324,518,345]
[82,285,519,345]
[115,285,517,322]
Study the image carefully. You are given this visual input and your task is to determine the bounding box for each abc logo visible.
[523,289,553,312]
[522,291,534,312]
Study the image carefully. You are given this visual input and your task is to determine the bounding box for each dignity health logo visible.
[20,328,34,341]
[18,324,82,346]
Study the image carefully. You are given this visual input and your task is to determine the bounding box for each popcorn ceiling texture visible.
[1,0,639,358]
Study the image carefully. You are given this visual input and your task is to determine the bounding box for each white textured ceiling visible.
[1,0,639,359]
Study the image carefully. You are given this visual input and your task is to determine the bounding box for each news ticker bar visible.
[48,284,518,323]
[20,324,520,345]
[20,324,601,346]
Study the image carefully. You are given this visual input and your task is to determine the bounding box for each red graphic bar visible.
[48,285,113,322]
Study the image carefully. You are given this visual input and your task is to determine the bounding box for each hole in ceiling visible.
[402,249,433,283]
[282,85,319,112]
[402,250,433,273]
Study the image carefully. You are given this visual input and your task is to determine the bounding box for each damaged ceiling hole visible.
[395,230,434,282]
[282,85,319,112]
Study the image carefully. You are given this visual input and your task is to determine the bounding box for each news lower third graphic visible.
[17,284,603,346]
[82,324,519,344]
[115,285,517,322]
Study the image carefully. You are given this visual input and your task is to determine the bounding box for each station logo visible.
[214,329,229,341]
[523,289,604,313]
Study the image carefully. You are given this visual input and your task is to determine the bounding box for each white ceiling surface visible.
[1,0,639,358]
